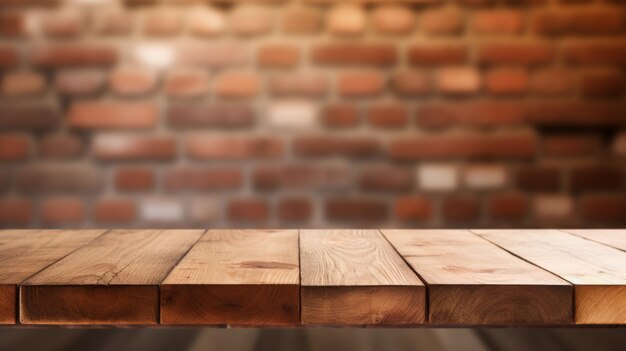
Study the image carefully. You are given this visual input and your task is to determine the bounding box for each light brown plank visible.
[300,229,425,326]
[475,229,626,324]
[0,230,105,325]
[21,229,204,325]
[161,229,299,326]
[383,229,572,325]
[564,230,626,252]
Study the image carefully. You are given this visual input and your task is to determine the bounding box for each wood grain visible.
[161,229,299,326]
[0,229,105,324]
[564,230,626,251]
[300,229,425,325]
[383,229,572,325]
[475,229,626,324]
[21,229,203,325]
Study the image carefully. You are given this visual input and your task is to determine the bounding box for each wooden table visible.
[1,229,625,327]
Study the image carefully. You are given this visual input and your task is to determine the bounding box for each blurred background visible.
[0,0,625,229]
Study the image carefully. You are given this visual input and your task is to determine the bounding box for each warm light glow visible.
[134,44,174,68]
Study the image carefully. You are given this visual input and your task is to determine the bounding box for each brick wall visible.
[0,0,625,229]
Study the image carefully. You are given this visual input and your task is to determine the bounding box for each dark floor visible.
[1,328,625,351]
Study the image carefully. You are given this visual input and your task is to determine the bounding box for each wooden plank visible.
[300,229,425,325]
[383,229,572,325]
[564,230,626,252]
[20,229,203,325]
[0,230,105,325]
[474,229,626,324]
[161,229,299,326]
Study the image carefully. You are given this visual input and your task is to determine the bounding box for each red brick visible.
[0,45,18,68]
[189,8,225,36]
[580,69,625,97]
[228,199,269,223]
[530,69,572,96]
[418,102,525,129]
[186,135,283,160]
[42,11,82,38]
[253,164,351,191]
[93,11,132,35]
[408,44,467,65]
[164,167,242,191]
[390,132,537,159]
[322,103,359,128]
[360,166,412,191]
[67,101,157,129]
[94,198,137,224]
[143,9,181,36]
[338,71,385,97]
[527,102,626,126]
[392,70,432,96]
[570,166,623,192]
[485,67,529,95]
[93,135,176,160]
[41,197,84,225]
[328,4,366,36]
[0,134,29,161]
[473,10,524,35]
[580,195,626,223]
[278,197,313,222]
[39,134,82,159]
[177,43,247,68]
[55,70,105,96]
[325,198,387,222]
[394,196,433,222]
[312,43,397,66]
[436,67,481,95]
[165,69,210,98]
[0,170,9,192]
[231,5,273,36]
[534,10,625,35]
[115,167,154,192]
[420,9,463,36]
[516,167,561,191]
[268,73,329,97]
[258,44,299,67]
[488,193,528,221]
[294,135,381,158]
[167,102,253,128]
[214,71,259,98]
[1,71,46,96]
[109,68,156,96]
[442,195,480,222]
[0,12,28,37]
[281,7,322,34]
[0,104,59,130]
[614,132,626,156]
[563,42,626,65]
[32,44,117,67]
[16,165,102,194]
[0,198,32,225]
[544,134,601,157]
[367,102,409,129]
[371,5,415,35]
[478,42,554,65]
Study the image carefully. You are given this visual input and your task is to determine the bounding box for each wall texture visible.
[0,0,625,229]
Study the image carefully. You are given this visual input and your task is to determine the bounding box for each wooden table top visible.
[1,229,625,327]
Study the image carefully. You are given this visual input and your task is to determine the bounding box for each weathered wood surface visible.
[300,229,425,325]
[21,229,204,325]
[475,229,626,324]
[161,229,300,326]
[0,230,105,324]
[0,229,625,326]
[383,229,572,325]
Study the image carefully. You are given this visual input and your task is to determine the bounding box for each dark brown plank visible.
[21,229,203,325]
